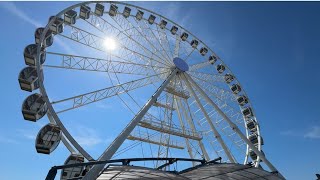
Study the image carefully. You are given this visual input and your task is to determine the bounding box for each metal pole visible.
[182,74,236,163]
[179,98,210,161]
[183,73,280,173]
[83,69,178,179]
[174,98,195,166]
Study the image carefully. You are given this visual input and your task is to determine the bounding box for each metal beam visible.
[51,71,168,113]
[182,73,236,163]
[127,135,184,150]
[179,98,210,161]
[183,73,280,173]
[174,98,195,166]
[82,68,178,180]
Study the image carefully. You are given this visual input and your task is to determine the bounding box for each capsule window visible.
[79,5,91,20]
[249,149,264,161]
[242,107,253,118]
[208,54,217,64]
[200,47,208,56]
[136,10,144,21]
[95,3,104,16]
[123,6,131,18]
[171,26,178,35]
[181,32,188,41]
[22,93,48,122]
[159,20,167,29]
[24,44,46,66]
[35,28,53,47]
[49,16,64,34]
[36,123,61,154]
[190,39,199,48]
[246,119,257,132]
[109,4,118,17]
[61,154,85,180]
[18,66,40,92]
[231,84,241,94]
[64,10,77,25]
[224,73,234,84]
[216,64,225,74]
[148,14,156,25]
[237,95,248,106]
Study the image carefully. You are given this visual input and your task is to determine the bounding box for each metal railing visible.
[45,157,222,180]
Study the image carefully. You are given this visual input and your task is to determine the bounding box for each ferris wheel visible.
[19,1,283,179]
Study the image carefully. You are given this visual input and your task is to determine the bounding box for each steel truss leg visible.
[179,98,210,161]
[174,97,195,166]
[83,69,178,179]
[182,74,236,163]
[183,73,280,173]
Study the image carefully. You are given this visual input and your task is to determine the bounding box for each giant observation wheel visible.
[19,1,282,179]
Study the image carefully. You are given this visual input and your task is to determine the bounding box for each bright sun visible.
[103,37,117,51]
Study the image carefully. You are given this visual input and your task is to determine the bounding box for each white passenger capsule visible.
[61,154,85,180]
[224,73,234,84]
[237,95,248,106]
[216,64,225,73]
[246,119,257,132]
[35,123,61,154]
[148,14,156,24]
[242,107,253,118]
[208,54,217,64]
[64,10,77,25]
[171,26,178,35]
[249,149,264,161]
[109,4,118,17]
[231,84,241,94]
[159,20,167,29]
[79,5,91,20]
[24,44,46,66]
[123,6,131,18]
[22,93,48,122]
[18,66,42,92]
[35,28,53,47]
[95,3,104,16]
[200,47,208,56]
[49,16,64,34]
[190,39,199,48]
[181,32,188,41]
[136,10,144,21]
[249,133,264,146]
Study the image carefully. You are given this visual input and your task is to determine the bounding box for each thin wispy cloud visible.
[0,136,19,144]
[71,125,114,148]
[304,126,320,139]
[281,126,320,140]
[0,2,75,54]
[1,2,41,27]
[17,129,38,140]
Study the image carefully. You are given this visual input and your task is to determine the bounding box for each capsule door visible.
[35,123,62,154]
[61,154,85,180]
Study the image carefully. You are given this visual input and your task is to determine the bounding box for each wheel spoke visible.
[51,71,170,113]
[45,51,168,76]
[58,24,170,68]
[183,73,279,172]
[181,73,236,163]
[85,12,172,67]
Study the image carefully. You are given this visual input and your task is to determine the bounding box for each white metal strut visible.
[82,68,178,179]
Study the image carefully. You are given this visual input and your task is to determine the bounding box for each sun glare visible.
[103,37,117,51]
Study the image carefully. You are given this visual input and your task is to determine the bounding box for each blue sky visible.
[0,1,320,180]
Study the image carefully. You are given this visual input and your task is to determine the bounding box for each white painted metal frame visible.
[83,68,178,179]
[31,1,282,179]
[183,73,280,173]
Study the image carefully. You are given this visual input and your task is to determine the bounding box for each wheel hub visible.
[173,57,189,72]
